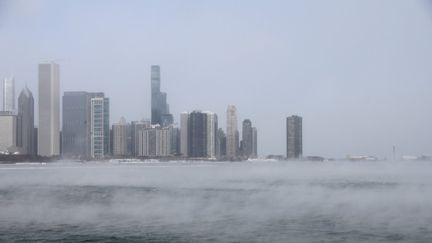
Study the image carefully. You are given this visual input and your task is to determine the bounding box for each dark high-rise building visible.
[62,92,90,158]
[151,65,172,126]
[62,92,110,159]
[252,127,257,158]
[188,111,207,158]
[286,115,302,159]
[17,86,35,155]
[241,119,253,158]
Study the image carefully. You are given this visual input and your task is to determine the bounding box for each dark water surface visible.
[1,161,432,242]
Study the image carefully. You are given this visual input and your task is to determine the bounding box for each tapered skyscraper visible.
[151,65,171,126]
[3,77,15,112]
[286,115,302,159]
[17,86,35,155]
[38,63,60,157]
[226,105,238,159]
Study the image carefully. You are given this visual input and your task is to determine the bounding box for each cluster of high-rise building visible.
[0,63,310,161]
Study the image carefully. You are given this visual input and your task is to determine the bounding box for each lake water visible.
[0,160,431,242]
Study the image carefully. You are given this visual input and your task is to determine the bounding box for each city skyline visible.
[1,0,432,158]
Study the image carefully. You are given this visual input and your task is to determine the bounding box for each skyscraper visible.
[206,112,218,159]
[112,117,129,157]
[103,97,110,156]
[17,86,35,155]
[188,111,207,158]
[286,115,302,159]
[252,127,258,158]
[150,65,171,126]
[3,77,15,112]
[62,92,90,158]
[180,112,189,157]
[90,96,108,159]
[241,119,253,158]
[226,105,238,159]
[216,128,226,159]
[38,63,60,157]
[62,92,109,159]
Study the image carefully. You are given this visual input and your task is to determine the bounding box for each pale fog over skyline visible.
[1,0,432,158]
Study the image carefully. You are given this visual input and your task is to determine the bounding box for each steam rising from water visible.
[1,161,432,242]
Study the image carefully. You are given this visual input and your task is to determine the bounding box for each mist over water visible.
[1,161,432,242]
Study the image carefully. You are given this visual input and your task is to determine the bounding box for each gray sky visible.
[1,0,432,158]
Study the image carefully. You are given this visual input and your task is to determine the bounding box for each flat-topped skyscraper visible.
[3,77,15,112]
[286,115,302,159]
[150,65,171,126]
[38,63,60,157]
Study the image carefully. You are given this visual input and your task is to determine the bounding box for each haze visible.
[1,161,432,242]
[1,0,432,158]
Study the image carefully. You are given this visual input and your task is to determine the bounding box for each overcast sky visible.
[1,0,432,158]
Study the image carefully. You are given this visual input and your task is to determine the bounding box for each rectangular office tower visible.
[62,92,90,158]
[286,115,302,159]
[38,63,60,157]
[62,92,109,159]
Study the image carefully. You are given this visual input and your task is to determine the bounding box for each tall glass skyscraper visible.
[151,65,171,126]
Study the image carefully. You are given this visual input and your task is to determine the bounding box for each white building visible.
[0,112,17,153]
[3,77,15,112]
[138,125,172,157]
[90,97,105,158]
[38,63,60,157]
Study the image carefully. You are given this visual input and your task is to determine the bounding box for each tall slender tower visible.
[151,65,171,126]
[206,112,218,159]
[180,112,189,157]
[286,115,302,159]
[17,86,35,155]
[226,105,238,159]
[3,77,15,112]
[38,63,60,157]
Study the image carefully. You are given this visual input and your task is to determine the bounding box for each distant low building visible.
[0,111,17,153]
[112,117,129,157]
[137,125,173,157]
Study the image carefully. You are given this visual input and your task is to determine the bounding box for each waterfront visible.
[1,160,432,242]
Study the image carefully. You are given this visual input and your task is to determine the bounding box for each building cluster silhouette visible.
[0,63,304,160]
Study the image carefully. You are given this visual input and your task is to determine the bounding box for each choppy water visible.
[1,160,432,242]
